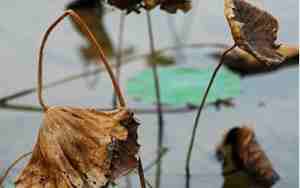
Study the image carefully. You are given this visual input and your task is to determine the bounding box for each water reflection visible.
[215,126,280,188]
[66,0,115,61]
[66,0,116,87]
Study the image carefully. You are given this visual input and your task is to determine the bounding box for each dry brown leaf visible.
[143,0,159,10]
[106,0,143,13]
[15,107,139,188]
[160,0,191,14]
[224,0,285,65]
[212,44,299,75]
[10,10,145,188]
[104,0,191,13]
[216,126,280,187]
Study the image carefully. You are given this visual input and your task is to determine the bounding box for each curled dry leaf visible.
[224,0,285,65]
[210,44,299,75]
[216,126,280,187]
[15,107,139,188]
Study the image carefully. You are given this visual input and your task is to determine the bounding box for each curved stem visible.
[38,10,126,111]
[113,13,126,108]
[146,11,164,188]
[0,152,32,187]
[185,45,236,177]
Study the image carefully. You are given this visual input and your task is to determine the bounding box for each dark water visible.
[0,0,298,187]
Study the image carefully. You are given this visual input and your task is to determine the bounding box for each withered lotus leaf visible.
[212,44,299,75]
[143,0,159,10]
[103,0,191,13]
[224,0,285,65]
[160,0,192,14]
[15,107,139,188]
[106,0,143,13]
[217,126,280,187]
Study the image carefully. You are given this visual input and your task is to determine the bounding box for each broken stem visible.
[0,152,32,187]
[185,45,236,177]
[146,11,164,188]
[38,10,126,111]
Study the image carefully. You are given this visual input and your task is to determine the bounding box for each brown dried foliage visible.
[15,107,139,188]
[224,0,285,65]
[104,0,191,13]
[211,44,299,75]
[4,10,145,188]
[217,126,280,187]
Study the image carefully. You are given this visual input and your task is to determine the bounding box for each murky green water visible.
[0,0,298,187]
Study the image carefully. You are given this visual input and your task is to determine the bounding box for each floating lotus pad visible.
[126,66,241,106]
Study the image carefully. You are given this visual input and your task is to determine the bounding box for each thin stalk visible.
[0,42,227,105]
[138,156,146,188]
[38,10,126,111]
[146,11,165,188]
[113,13,126,108]
[0,152,32,187]
[185,45,236,177]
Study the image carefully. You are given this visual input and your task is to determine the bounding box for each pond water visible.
[0,0,298,187]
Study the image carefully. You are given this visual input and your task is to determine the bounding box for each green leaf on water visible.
[126,66,241,106]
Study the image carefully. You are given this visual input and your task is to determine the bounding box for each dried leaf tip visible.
[15,107,140,188]
[224,0,285,66]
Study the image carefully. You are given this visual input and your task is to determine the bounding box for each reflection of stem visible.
[0,152,32,187]
[0,42,227,105]
[113,13,126,108]
[185,45,236,178]
[0,103,198,114]
[138,156,146,188]
[146,11,164,188]
[167,15,187,63]
[37,10,126,110]
[144,148,169,172]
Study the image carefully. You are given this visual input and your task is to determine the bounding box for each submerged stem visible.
[146,11,165,188]
[185,45,236,177]
[38,10,126,111]
[0,152,32,187]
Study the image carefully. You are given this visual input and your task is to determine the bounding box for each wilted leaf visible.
[102,0,191,13]
[67,0,115,60]
[106,0,143,13]
[126,66,240,106]
[216,126,280,187]
[143,0,159,10]
[210,44,299,75]
[15,107,139,188]
[224,0,285,65]
[160,0,192,14]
